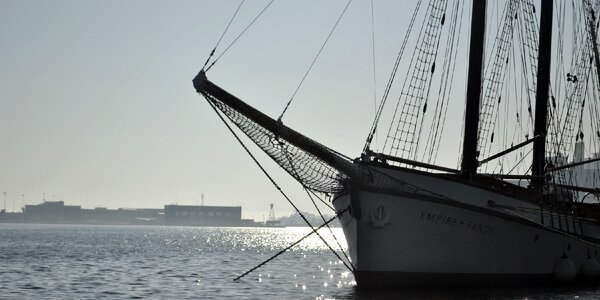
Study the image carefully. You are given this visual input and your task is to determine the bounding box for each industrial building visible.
[163,205,245,226]
[24,201,82,223]
[0,201,262,227]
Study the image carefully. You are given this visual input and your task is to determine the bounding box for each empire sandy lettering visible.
[419,211,494,234]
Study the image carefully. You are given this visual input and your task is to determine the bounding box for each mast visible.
[531,0,553,193]
[461,0,487,176]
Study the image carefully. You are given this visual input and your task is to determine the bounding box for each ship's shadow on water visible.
[335,285,600,299]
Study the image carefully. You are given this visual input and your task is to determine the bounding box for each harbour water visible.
[1,223,600,299]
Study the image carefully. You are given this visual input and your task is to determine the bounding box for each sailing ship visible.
[194,0,600,287]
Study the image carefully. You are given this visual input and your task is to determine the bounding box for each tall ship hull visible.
[333,164,600,287]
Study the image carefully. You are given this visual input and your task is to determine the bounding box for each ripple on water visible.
[4,224,600,299]
[21,284,44,290]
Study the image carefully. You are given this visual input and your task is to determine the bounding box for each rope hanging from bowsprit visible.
[234,208,349,281]
[203,94,354,274]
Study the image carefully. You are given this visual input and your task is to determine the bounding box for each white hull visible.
[333,165,600,287]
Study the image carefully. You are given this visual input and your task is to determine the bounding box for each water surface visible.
[1,223,599,299]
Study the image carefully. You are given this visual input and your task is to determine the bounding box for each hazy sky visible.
[0,0,432,218]
[3,0,571,219]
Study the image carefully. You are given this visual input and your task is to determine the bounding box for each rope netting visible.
[477,0,519,162]
[199,87,444,199]
[382,0,449,161]
[545,0,595,195]
[205,94,347,194]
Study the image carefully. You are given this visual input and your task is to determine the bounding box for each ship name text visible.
[419,211,494,234]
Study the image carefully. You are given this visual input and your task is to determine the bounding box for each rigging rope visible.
[544,0,595,193]
[206,0,275,72]
[308,189,334,211]
[410,0,449,161]
[278,0,353,121]
[477,0,518,166]
[370,0,378,148]
[202,0,245,70]
[280,149,354,269]
[433,0,464,164]
[203,94,354,274]
[302,188,353,269]
[234,208,349,281]
[364,0,423,153]
[423,0,463,164]
[382,0,448,161]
